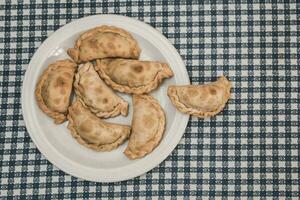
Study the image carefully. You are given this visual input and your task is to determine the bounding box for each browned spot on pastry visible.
[54,98,61,104]
[63,72,72,78]
[79,120,92,132]
[107,42,115,50]
[89,39,99,49]
[55,77,65,88]
[102,98,108,104]
[142,115,155,128]
[187,88,198,96]
[100,42,106,48]
[133,65,143,73]
[117,44,121,48]
[94,87,102,94]
[209,88,216,95]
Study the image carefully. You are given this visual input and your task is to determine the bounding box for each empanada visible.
[124,95,166,159]
[35,59,76,124]
[67,25,141,63]
[74,62,128,118]
[67,100,131,151]
[96,59,174,94]
[167,76,231,118]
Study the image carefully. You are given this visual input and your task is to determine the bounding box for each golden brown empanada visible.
[74,62,128,118]
[67,100,131,151]
[67,25,141,63]
[35,59,76,124]
[96,59,174,94]
[124,95,166,159]
[167,76,231,118]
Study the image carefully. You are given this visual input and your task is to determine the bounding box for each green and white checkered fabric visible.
[0,0,299,199]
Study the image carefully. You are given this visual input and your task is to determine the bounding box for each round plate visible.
[22,15,190,182]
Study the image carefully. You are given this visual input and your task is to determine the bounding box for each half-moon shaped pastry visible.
[67,100,131,151]
[96,59,174,94]
[167,76,231,118]
[35,59,76,124]
[124,95,166,159]
[67,25,141,63]
[74,62,128,118]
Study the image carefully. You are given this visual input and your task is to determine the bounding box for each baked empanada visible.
[74,62,128,118]
[167,76,231,118]
[67,25,141,63]
[96,59,174,94]
[67,100,131,151]
[124,95,166,159]
[35,59,76,124]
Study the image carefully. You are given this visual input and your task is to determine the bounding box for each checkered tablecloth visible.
[0,0,299,199]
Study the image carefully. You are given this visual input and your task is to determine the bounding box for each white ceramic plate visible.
[22,15,190,182]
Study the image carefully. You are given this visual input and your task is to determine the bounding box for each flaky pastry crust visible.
[167,76,231,118]
[74,62,128,118]
[35,59,76,124]
[124,95,166,159]
[68,25,141,63]
[96,59,173,94]
[67,100,131,151]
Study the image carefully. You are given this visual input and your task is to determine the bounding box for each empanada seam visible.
[83,99,128,118]
[74,63,128,118]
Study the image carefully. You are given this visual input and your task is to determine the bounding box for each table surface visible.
[0,1,299,199]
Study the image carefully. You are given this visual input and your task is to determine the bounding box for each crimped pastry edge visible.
[73,62,129,118]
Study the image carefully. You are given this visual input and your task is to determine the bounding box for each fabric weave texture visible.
[0,0,299,199]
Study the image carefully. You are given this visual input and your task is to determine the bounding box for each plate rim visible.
[21,14,190,182]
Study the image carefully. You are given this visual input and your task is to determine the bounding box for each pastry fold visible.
[74,62,128,118]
